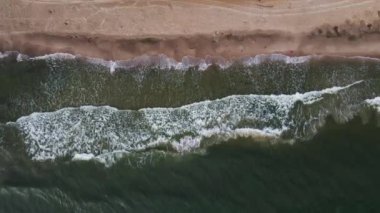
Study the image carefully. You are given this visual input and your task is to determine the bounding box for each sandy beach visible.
[1,0,380,60]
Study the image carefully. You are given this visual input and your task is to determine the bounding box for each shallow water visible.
[0,53,379,212]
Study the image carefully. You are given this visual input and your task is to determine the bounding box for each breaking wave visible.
[366,97,380,111]
[2,51,315,72]
[1,51,380,211]
[1,51,380,166]
[2,50,380,123]
[2,51,376,73]
[3,80,378,166]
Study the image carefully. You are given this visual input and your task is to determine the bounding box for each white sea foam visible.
[113,54,231,71]
[4,52,315,72]
[72,153,95,161]
[96,54,308,71]
[7,80,364,166]
[366,97,380,112]
[7,51,380,73]
[16,53,30,62]
[350,56,380,63]
[0,52,9,59]
[199,127,284,143]
[30,53,76,61]
[110,61,117,74]
[241,54,314,66]
[366,97,380,105]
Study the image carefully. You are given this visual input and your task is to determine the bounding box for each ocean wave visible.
[0,52,9,59]
[240,54,314,66]
[30,53,77,61]
[366,97,380,112]
[6,52,313,71]
[4,80,373,166]
[2,51,315,73]
[4,51,380,72]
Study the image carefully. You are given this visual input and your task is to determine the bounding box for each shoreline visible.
[2,30,380,61]
[2,50,380,73]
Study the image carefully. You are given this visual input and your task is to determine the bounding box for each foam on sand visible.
[0,52,9,59]
[241,54,314,66]
[5,51,380,73]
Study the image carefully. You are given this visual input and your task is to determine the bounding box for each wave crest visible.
[3,51,374,72]
[5,80,376,166]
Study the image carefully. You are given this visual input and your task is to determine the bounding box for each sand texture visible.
[1,0,380,60]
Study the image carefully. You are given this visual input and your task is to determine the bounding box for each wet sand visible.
[1,0,380,60]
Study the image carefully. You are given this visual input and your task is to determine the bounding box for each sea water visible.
[0,52,379,212]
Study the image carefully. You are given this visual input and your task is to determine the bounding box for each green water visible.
[0,115,379,212]
[1,55,379,122]
[0,53,380,212]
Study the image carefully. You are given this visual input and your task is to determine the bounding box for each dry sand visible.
[1,0,380,60]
